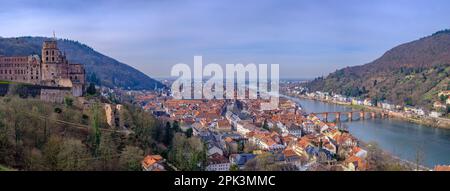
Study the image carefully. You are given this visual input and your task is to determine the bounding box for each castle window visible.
[36,76,39,79]
[52,51,54,55]
[52,57,55,61]
[46,57,48,61]
[46,51,49,55]
[31,76,33,79]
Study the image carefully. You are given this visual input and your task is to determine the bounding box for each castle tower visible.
[41,39,69,84]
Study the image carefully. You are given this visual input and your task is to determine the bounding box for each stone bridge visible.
[310,110,390,122]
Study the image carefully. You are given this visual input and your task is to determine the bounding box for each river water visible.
[287,96,450,167]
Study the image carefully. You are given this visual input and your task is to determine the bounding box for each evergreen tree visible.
[164,122,172,146]
[89,104,101,156]
[262,119,269,130]
[86,83,96,95]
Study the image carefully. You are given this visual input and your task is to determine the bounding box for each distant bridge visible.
[310,110,390,122]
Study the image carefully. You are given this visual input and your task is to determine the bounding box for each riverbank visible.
[359,141,430,171]
[290,94,450,129]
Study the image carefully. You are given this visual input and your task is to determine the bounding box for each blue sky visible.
[0,0,449,78]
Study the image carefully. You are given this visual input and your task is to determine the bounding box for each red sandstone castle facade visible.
[0,39,85,96]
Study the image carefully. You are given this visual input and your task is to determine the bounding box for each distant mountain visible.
[0,36,164,90]
[307,29,450,109]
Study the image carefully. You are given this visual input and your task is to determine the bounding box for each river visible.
[287,96,450,168]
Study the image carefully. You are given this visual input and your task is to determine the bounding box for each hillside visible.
[0,95,158,170]
[307,30,450,109]
[0,36,164,90]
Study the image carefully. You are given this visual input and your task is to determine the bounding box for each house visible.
[434,165,450,171]
[206,153,231,171]
[363,98,373,106]
[412,108,425,116]
[207,143,224,156]
[283,148,301,163]
[142,155,165,171]
[236,120,258,136]
[333,133,357,147]
[322,140,337,155]
[438,90,450,97]
[229,153,256,169]
[276,122,289,136]
[433,101,446,109]
[301,121,316,135]
[215,119,232,132]
[344,155,367,171]
[380,102,395,110]
[351,146,367,159]
[192,122,208,136]
[249,132,285,151]
[429,111,443,118]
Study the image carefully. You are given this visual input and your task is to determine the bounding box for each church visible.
[0,38,86,97]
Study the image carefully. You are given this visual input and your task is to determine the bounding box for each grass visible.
[349,104,365,110]
[0,80,13,84]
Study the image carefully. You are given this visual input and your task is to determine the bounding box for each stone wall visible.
[40,87,71,103]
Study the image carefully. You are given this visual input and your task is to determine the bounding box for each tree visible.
[164,122,173,146]
[185,128,193,138]
[230,164,240,171]
[88,103,101,156]
[262,119,269,130]
[172,121,180,132]
[57,139,90,171]
[244,152,283,171]
[64,96,74,107]
[86,83,96,95]
[0,121,14,166]
[88,72,101,85]
[404,97,413,106]
[168,133,206,171]
[95,135,118,170]
[119,146,144,171]
[41,136,63,170]
[414,145,425,171]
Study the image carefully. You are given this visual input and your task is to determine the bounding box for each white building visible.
[206,153,230,171]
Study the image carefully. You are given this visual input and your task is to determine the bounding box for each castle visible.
[0,39,86,98]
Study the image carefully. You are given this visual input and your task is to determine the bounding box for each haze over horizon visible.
[1,0,449,79]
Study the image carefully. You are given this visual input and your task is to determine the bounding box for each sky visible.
[0,0,449,79]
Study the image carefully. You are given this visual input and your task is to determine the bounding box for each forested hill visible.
[0,36,164,90]
[307,29,450,108]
